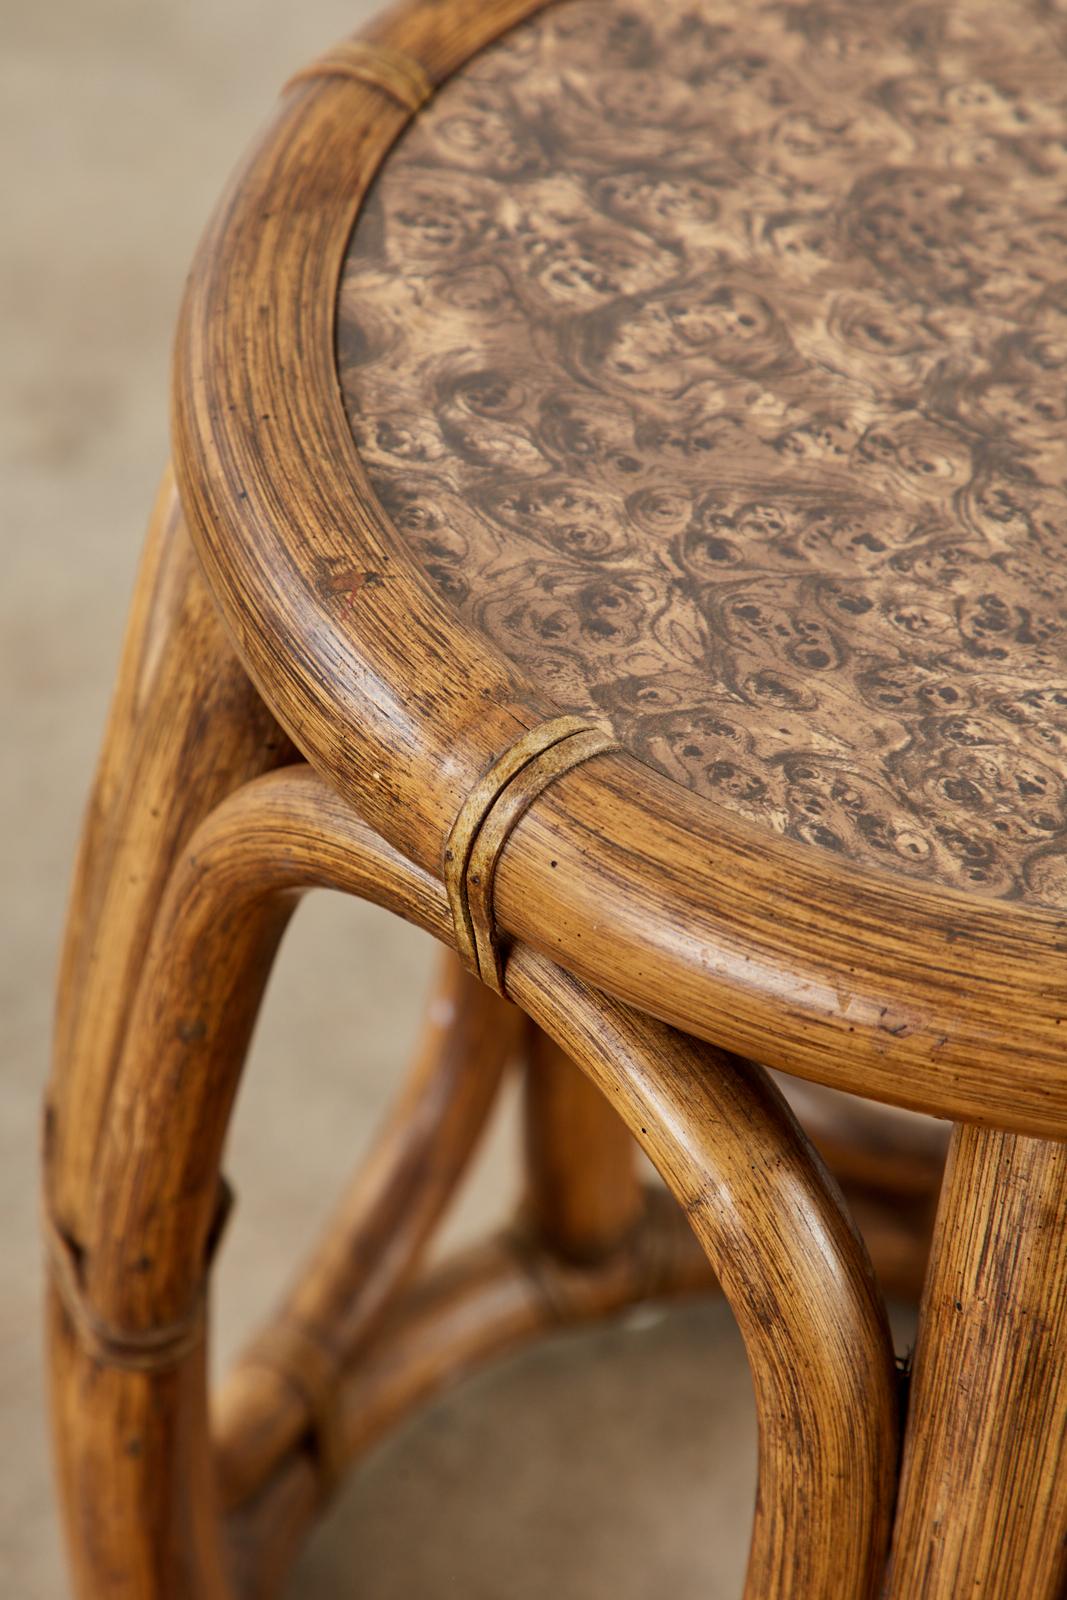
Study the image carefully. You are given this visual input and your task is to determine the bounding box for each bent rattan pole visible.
[214,950,520,1511]
[47,468,290,1240]
[508,953,900,1600]
[45,471,293,1600]
[47,766,453,1600]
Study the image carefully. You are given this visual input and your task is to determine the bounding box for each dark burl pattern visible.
[339,0,1067,906]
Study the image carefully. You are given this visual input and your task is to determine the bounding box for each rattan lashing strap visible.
[286,40,433,111]
[241,1321,348,1500]
[445,717,620,996]
[44,1177,233,1373]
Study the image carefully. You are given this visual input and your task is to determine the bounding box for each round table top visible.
[339,0,1067,910]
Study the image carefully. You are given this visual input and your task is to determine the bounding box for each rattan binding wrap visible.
[44,1177,233,1372]
[240,1321,348,1499]
[286,40,433,111]
[445,717,620,995]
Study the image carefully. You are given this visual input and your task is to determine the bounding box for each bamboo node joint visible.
[285,40,433,112]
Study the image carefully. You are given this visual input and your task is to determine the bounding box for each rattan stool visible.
[46,2,1067,1596]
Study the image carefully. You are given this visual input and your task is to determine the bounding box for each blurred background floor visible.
[0,3,911,1594]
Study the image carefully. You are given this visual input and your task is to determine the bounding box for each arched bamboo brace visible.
[226,1197,714,1597]
[227,976,901,1600]
[50,764,898,1600]
[214,950,520,1511]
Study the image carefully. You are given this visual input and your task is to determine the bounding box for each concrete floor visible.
[1,3,911,1594]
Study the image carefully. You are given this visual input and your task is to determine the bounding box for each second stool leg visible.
[46,470,291,1600]
[48,468,289,1245]
[523,1023,642,1264]
[508,952,899,1600]
[885,1125,1067,1599]
[47,764,521,1600]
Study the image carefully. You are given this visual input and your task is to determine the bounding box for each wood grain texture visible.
[51,1,1067,1594]
[885,1125,1067,1599]
[778,1076,945,1301]
[43,489,929,1589]
[171,0,1067,1136]
[44,471,292,1600]
[341,0,1067,909]
[48,765,451,1600]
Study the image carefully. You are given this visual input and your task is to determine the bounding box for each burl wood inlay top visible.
[339,0,1067,906]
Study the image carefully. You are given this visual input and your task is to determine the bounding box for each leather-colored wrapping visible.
[43,1177,232,1372]
[238,1321,348,1500]
[445,717,619,993]
[286,40,432,111]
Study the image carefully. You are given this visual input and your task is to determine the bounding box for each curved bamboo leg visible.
[777,1075,946,1302]
[509,954,899,1600]
[46,473,291,1600]
[50,876,293,1600]
[523,1023,642,1263]
[884,1126,1067,1599]
[215,949,519,1511]
[47,769,456,1600]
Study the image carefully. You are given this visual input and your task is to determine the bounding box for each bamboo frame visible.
[46,1,1067,1596]
[44,483,1056,1598]
[522,1024,643,1264]
[172,0,1067,1138]
[48,744,901,1599]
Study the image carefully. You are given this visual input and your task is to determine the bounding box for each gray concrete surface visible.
[1,4,907,1594]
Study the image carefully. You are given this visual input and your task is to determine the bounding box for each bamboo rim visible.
[172,0,1067,1134]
